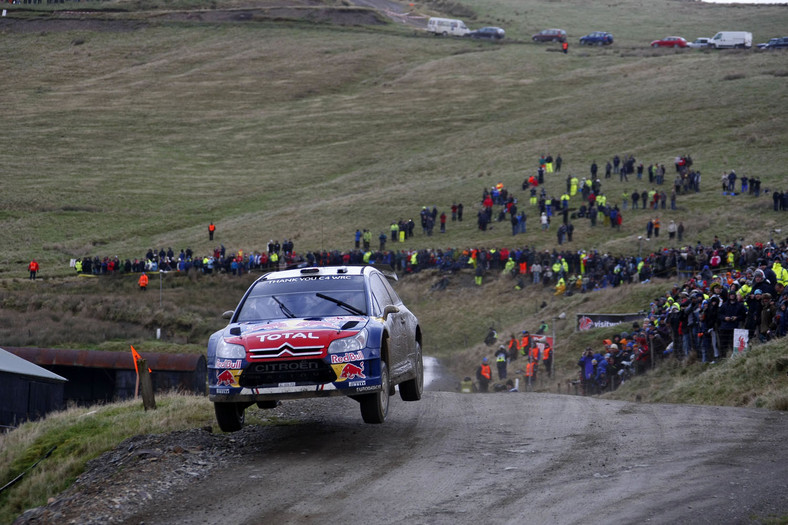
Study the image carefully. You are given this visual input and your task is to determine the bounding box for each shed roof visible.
[0,347,68,382]
[3,347,205,372]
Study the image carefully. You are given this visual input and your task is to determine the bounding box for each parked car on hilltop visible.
[533,28,567,43]
[579,31,614,45]
[651,36,688,48]
[759,37,788,49]
[468,26,505,40]
[688,37,711,48]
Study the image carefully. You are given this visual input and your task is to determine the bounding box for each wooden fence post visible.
[137,359,157,411]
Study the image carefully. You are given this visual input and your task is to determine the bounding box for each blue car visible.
[468,26,505,40]
[580,31,614,46]
[207,265,424,431]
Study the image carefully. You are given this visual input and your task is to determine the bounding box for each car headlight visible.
[216,338,245,359]
[328,329,368,354]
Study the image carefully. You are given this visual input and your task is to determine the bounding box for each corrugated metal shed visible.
[0,347,67,429]
[4,347,202,372]
[3,347,206,405]
[0,347,67,382]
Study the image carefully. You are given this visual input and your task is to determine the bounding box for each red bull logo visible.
[330,351,364,364]
[578,316,594,331]
[339,362,366,379]
[217,369,235,386]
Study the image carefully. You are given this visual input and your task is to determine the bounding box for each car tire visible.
[214,402,245,432]
[360,361,390,424]
[442,31,448,37]
[256,400,279,409]
[652,43,659,48]
[399,343,424,402]
[596,41,603,46]
[673,44,680,48]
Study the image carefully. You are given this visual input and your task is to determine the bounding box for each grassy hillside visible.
[0,0,786,279]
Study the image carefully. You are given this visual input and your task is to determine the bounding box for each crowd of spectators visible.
[576,239,788,395]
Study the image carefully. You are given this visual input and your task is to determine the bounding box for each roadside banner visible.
[576,313,644,332]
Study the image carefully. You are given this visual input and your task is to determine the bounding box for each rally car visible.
[208,265,423,431]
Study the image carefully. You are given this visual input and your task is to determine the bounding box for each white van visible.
[427,17,470,37]
[709,31,753,49]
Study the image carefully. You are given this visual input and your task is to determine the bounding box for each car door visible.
[368,273,412,379]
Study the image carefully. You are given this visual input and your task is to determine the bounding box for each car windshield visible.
[235,275,368,321]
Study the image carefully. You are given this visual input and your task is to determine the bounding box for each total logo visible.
[330,351,363,364]
[257,332,320,342]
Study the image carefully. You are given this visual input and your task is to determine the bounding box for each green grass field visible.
[1,0,786,279]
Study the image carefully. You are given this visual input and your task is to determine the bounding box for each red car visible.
[651,36,688,48]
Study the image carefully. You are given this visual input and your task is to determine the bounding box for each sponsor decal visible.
[257,332,320,343]
[330,351,364,364]
[348,381,366,387]
[279,382,296,387]
[254,361,319,373]
[578,316,594,331]
[355,386,378,392]
[575,313,645,331]
[216,388,230,394]
[339,362,366,380]
[217,370,235,387]
[215,359,243,369]
[259,276,352,284]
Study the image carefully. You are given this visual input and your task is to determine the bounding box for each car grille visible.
[239,359,336,387]
[247,345,325,360]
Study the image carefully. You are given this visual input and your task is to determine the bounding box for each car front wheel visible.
[360,361,390,424]
[652,43,659,48]
[399,343,424,401]
[214,402,245,432]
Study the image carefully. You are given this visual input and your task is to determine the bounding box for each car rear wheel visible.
[652,43,659,48]
[360,361,390,424]
[673,44,680,48]
[399,343,424,402]
[596,41,603,46]
[214,402,245,432]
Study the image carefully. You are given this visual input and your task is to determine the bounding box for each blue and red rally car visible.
[208,265,423,431]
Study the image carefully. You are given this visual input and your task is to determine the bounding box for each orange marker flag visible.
[131,345,142,375]
[130,345,152,374]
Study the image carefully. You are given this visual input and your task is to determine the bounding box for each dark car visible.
[650,36,688,48]
[579,31,614,46]
[532,28,567,43]
[760,37,788,49]
[469,26,505,40]
[207,265,423,431]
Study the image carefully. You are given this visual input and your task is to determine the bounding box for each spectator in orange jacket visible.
[138,272,149,291]
[28,259,39,280]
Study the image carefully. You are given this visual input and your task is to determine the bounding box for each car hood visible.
[227,317,371,353]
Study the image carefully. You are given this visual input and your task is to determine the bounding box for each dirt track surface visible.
[17,392,788,525]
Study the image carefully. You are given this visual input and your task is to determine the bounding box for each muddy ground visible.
[15,391,788,525]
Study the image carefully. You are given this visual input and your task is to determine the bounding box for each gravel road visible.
[19,389,787,525]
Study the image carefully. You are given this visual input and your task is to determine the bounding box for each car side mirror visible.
[222,310,234,320]
[383,305,400,320]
